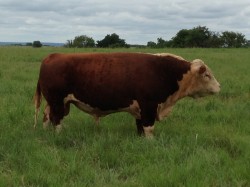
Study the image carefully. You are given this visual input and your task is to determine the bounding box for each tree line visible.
[65,33,129,48]
[148,26,248,48]
[64,26,249,48]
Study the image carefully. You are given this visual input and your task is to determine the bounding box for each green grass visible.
[0,46,249,186]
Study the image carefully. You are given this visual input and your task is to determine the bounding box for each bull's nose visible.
[216,81,221,88]
[217,83,221,92]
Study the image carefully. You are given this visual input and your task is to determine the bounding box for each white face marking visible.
[143,126,155,138]
[189,59,220,97]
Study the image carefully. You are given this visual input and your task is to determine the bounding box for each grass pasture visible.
[0,47,249,186]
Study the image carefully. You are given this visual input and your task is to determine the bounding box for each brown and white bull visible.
[34,53,220,137]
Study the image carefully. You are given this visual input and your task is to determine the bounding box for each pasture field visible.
[0,46,249,186]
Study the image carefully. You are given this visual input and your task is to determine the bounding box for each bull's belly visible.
[64,94,175,122]
[64,94,141,119]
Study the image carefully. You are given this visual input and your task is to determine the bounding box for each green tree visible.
[148,26,248,48]
[172,29,190,47]
[171,29,190,48]
[26,42,32,46]
[97,33,128,48]
[221,31,248,48]
[171,26,213,48]
[207,32,223,48]
[157,38,169,48]
[147,41,157,48]
[65,35,95,48]
[188,26,210,47]
[64,40,73,48]
[32,41,42,48]
[147,38,172,48]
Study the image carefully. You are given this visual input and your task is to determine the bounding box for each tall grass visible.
[0,47,249,186]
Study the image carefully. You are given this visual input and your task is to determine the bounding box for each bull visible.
[34,53,220,137]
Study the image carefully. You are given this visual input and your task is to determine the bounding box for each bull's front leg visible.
[136,119,154,138]
[136,102,157,138]
[136,119,144,136]
[143,126,155,138]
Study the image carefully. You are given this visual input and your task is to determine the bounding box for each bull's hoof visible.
[55,124,63,133]
[43,121,50,129]
[143,126,155,139]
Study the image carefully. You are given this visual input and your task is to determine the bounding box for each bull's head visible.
[157,58,220,122]
[188,59,220,98]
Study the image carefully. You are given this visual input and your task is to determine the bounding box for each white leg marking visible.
[143,126,155,139]
[43,120,50,129]
[34,107,39,129]
[55,124,63,133]
[43,104,50,129]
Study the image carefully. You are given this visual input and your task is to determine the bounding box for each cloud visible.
[0,0,250,44]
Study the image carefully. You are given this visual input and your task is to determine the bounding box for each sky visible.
[0,0,250,45]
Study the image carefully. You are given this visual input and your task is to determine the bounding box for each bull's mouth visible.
[209,88,221,95]
[191,94,205,99]
[191,91,217,99]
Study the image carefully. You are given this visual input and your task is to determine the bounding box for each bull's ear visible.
[199,65,206,74]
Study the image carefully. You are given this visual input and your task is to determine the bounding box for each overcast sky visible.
[0,0,250,44]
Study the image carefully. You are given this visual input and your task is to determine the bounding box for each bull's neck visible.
[157,69,192,121]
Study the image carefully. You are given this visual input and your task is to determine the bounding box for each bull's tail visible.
[33,81,42,128]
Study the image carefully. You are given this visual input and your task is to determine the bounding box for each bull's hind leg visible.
[34,106,39,129]
[43,103,51,129]
[49,101,65,133]
[43,102,66,131]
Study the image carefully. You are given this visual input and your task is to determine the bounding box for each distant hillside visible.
[0,42,64,47]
